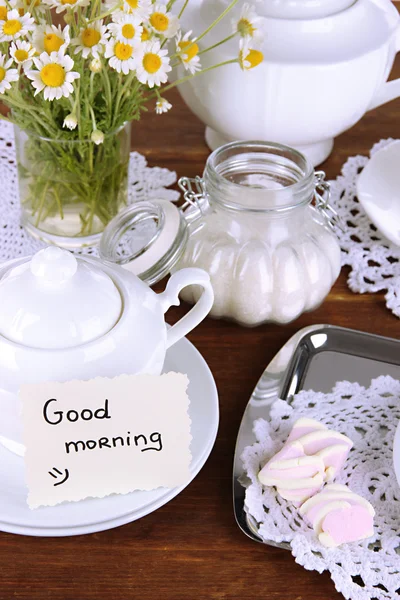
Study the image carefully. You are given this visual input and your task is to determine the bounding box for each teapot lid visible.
[0,247,122,349]
[258,0,355,19]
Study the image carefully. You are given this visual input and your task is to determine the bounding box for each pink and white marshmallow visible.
[258,418,353,505]
[300,484,375,547]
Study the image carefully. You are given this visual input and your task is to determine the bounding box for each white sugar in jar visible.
[99,141,342,327]
[175,142,341,326]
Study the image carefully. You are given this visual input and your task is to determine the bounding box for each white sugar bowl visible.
[0,247,213,456]
[178,0,400,165]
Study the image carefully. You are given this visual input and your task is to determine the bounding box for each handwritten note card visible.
[20,373,192,509]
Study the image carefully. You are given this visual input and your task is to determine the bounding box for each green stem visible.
[161,59,238,94]
[178,0,189,18]
[198,32,237,56]
[195,0,238,44]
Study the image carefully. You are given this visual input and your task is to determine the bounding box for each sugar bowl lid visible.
[0,247,122,349]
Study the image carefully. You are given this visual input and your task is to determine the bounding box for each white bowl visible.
[357,141,400,247]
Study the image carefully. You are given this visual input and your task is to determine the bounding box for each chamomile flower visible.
[10,40,35,70]
[32,23,70,54]
[155,97,171,114]
[0,9,34,42]
[15,0,45,15]
[104,37,136,74]
[233,3,264,43]
[108,13,142,45]
[71,22,108,59]
[135,40,171,87]
[42,0,89,14]
[26,50,80,100]
[148,3,179,39]
[91,129,104,145]
[176,30,201,74]
[89,57,102,72]
[0,53,19,94]
[238,38,263,71]
[63,113,77,130]
[122,0,151,19]
[0,0,8,21]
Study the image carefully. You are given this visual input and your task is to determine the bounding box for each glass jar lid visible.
[99,142,341,284]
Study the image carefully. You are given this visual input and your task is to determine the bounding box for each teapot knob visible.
[30,247,78,285]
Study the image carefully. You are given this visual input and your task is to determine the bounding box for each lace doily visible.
[242,375,400,600]
[331,139,400,317]
[0,121,179,260]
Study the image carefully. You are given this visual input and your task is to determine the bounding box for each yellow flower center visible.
[149,12,169,32]
[125,0,138,8]
[14,48,29,61]
[114,41,133,60]
[44,33,64,53]
[121,23,135,39]
[243,48,263,69]
[61,0,78,5]
[237,17,255,38]
[0,67,5,83]
[3,19,22,36]
[40,63,66,87]
[82,27,101,47]
[178,40,199,63]
[141,26,150,41]
[0,6,7,20]
[143,52,161,74]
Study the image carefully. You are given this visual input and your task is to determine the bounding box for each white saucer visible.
[0,336,219,537]
[357,140,400,247]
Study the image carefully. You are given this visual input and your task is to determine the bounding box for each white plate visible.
[357,140,400,247]
[0,336,218,537]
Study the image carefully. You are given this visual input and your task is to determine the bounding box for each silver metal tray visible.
[233,324,400,546]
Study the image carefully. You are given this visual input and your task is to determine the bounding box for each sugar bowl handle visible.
[158,268,214,349]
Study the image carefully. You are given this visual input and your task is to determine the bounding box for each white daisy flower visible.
[233,3,264,42]
[122,0,151,19]
[71,22,108,59]
[0,53,19,94]
[10,40,35,70]
[42,0,89,14]
[135,40,171,88]
[26,50,80,100]
[14,0,46,15]
[104,38,136,75]
[32,23,70,54]
[0,9,34,42]
[108,13,142,45]
[148,3,179,39]
[0,0,9,22]
[155,97,171,114]
[63,113,77,130]
[176,30,201,75]
[238,38,263,71]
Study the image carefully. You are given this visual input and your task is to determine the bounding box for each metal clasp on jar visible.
[178,176,211,223]
[314,171,345,232]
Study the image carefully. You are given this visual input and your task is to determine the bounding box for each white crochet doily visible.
[242,375,400,600]
[0,121,179,260]
[330,139,400,317]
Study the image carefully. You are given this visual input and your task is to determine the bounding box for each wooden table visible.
[2,65,400,600]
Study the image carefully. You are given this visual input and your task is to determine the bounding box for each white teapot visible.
[0,247,213,456]
[178,0,400,165]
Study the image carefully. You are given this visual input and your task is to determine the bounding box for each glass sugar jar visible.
[99,141,342,327]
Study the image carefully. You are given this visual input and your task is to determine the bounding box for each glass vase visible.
[14,122,131,248]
